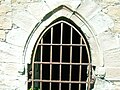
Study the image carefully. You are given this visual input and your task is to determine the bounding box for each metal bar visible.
[32,42,39,89]
[50,27,53,90]
[69,26,73,90]
[32,80,89,84]
[34,62,91,65]
[87,64,91,90]
[38,43,86,46]
[59,22,63,90]
[32,60,34,90]
[79,37,83,90]
[40,38,43,90]
[28,79,94,84]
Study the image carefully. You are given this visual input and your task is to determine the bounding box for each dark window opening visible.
[28,18,93,90]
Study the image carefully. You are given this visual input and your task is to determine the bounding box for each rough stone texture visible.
[93,78,114,90]
[105,67,120,80]
[107,5,120,33]
[104,48,120,67]
[98,30,119,51]
[13,10,38,32]
[0,4,11,15]
[0,62,26,90]
[0,0,120,89]
[0,41,26,90]
[0,4,12,29]
[102,0,120,4]
[0,16,12,29]
[0,30,6,41]
[26,2,50,20]
[6,24,29,47]
[89,12,114,34]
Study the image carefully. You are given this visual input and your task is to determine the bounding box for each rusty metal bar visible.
[28,79,94,84]
[69,26,73,90]
[59,22,63,90]
[32,59,34,90]
[33,80,89,84]
[40,38,43,90]
[38,43,86,46]
[34,62,91,65]
[79,37,83,90]
[87,64,92,90]
[50,27,53,90]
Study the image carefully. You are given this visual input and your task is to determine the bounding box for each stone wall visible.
[95,0,120,81]
[0,0,120,89]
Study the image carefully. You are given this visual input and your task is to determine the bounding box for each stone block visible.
[16,0,41,3]
[11,0,17,3]
[102,0,120,3]
[89,12,114,34]
[98,31,119,51]
[105,67,120,80]
[6,25,29,47]
[0,4,12,30]
[108,5,120,18]
[104,48,120,67]
[77,0,101,20]
[16,0,27,3]
[45,0,81,11]
[0,42,23,63]
[107,5,120,33]
[0,16,12,29]
[13,10,38,32]
[26,2,50,20]
[0,30,6,41]
[93,78,114,90]
[0,4,11,16]
[114,22,120,33]
[2,63,19,76]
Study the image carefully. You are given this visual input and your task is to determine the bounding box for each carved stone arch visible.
[23,5,103,69]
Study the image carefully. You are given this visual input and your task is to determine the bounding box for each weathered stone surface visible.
[114,22,120,33]
[107,5,120,33]
[0,30,6,41]
[0,16,12,29]
[98,30,119,51]
[6,24,30,47]
[105,67,120,80]
[77,0,101,20]
[44,0,81,11]
[95,66,106,78]
[17,0,27,3]
[0,62,26,90]
[89,12,114,34]
[0,42,23,63]
[0,4,12,29]
[11,0,17,3]
[104,48,120,67]
[16,0,41,3]
[13,10,38,32]
[93,78,114,90]
[0,4,11,15]
[102,0,120,3]
[26,2,50,20]
[0,0,120,90]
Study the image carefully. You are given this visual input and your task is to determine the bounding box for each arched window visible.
[28,17,93,90]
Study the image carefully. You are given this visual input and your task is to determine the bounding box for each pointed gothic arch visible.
[27,17,94,90]
[23,5,104,90]
[23,5,103,67]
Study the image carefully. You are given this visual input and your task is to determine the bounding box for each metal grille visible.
[28,20,92,90]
